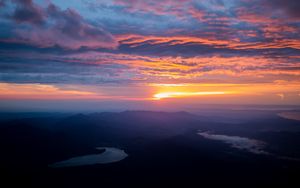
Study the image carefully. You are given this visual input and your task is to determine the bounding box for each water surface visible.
[49,147,128,168]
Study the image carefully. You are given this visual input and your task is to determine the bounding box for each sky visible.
[0,0,300,111]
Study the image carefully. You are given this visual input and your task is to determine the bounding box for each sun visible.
[154,91,227,100]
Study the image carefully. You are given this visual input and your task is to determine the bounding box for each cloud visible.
[11,0,44,25]
[0,0,5,7]
[1,48,300,85]
[0,82,100,99]
[0,0,118,49]
[278,111,300,121]
[235,0,300,23]
[276,93,284,100]
[0,0,299,96]
[115,34,300,58]
[114,0,191,18]
[0,50,133,84]
[198,131,268,154]
[113,0,230,22]
[267,0,300,19]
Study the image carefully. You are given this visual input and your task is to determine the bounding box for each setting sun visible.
[154,91,227,100]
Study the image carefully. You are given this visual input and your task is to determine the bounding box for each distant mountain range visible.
[1,110,300,187]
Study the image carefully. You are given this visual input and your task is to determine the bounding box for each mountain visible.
[0,110,300,187]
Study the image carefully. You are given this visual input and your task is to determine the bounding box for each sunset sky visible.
[0,0,300,110]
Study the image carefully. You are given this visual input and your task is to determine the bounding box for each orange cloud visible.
[0,83,100,100]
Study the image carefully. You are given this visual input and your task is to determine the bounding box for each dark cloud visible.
[0,0,6,7]
[0,0,118,49]
[269,0,300,19]
[116,40,300,58]
[11,0,44,25]
[118,42,237,57]
[236,0,300,21]
[0,50,131,84]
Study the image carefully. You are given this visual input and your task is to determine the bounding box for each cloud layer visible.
[198,131,268,154]
[0,0,118,49]
[0,0,299,102]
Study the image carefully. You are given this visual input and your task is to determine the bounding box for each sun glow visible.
[154,91,227,99]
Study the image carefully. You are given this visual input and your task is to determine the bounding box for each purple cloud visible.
[266,0,300,19]
[1,0,118,49]
[11,0,44,25]
[0,0,299,88]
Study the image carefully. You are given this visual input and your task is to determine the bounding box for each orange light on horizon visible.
[1,81,300,104]
[153,91,227,100]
